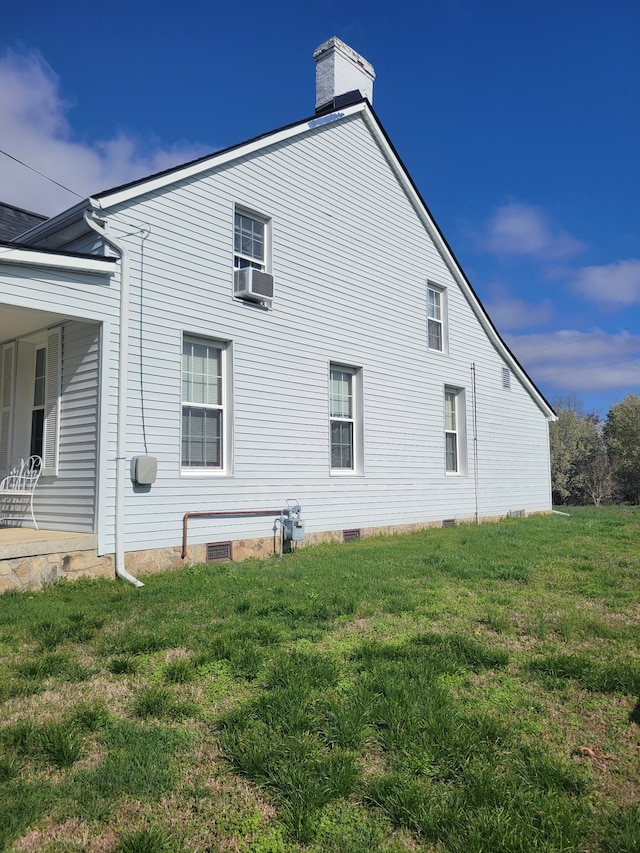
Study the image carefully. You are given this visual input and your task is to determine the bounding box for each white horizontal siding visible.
[0,262,119,537]
[85,112,551,553]
[34,322,101,531]
[0,264,117,324]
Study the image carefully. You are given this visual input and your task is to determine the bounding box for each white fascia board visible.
[91,103,368,210]
[359,109,555,421]
[0,246,116,275]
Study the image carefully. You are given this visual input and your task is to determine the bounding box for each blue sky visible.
[1,0,639,418]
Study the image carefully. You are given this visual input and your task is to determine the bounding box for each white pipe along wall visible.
[84,209,144,588]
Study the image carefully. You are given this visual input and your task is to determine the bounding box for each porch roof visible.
[0,241,116,273]
[0,243,116,343]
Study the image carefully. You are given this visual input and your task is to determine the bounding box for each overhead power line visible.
[0,147,83,199]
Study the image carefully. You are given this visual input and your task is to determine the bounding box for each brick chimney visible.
[313,37,376,112]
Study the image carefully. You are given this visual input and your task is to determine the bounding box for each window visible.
[30,347,46,458]
[181,336,228,471]
[427,284,446,352]
[444,386,466,474]
[330,366,353,470]
[234,210,267,270]
[0,343,16,474]
[0,329,60,477]
[329,364,362,473]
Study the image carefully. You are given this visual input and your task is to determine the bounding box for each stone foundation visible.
[127,515,488,578]
[1,511,548,592]
[0,549,114,593]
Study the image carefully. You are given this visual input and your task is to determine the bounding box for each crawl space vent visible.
[442,519,456,528]
[508,509,525,519]
[343,529,361,542]
[206,542,232,562]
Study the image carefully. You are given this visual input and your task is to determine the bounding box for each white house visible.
[0,38,555,590]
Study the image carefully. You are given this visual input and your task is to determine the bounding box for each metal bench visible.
[0,456,43,529]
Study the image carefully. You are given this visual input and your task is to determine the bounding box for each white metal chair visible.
[0,456,43,529]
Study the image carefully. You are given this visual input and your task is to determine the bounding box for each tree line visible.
[550,393,640,506]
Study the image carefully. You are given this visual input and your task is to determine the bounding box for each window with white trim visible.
[329,364,362,473]
[427,284,446,352]
[0,343,15,474]
[181,336,229,471]
[0,329,61,477]
[444,386,466,474]
[234,210,268,270]
[30,346,46,458]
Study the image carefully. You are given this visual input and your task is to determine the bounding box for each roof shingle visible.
[0,202,48,241]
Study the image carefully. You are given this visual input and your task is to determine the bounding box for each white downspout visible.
[84,209,144,588]
[471,363,480,524]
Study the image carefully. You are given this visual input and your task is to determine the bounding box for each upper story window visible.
[427,284,447,353]
[234,211,267,270]
[329,364,363,474]
[233,209,274,308]
[182,336,230,472]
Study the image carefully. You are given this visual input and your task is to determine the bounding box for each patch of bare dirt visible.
[14,818,117,853]
[342,618,373,634]
[162,647,192,663]
[0,675,133,728]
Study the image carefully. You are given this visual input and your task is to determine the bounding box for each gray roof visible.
[0,202,48,242]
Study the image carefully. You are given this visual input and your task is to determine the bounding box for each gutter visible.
[84,209,144,588]
[0,241,117,273]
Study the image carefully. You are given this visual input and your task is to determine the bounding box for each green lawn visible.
[1,507,639,852]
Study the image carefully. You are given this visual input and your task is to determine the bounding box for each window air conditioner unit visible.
[234,267,274,304]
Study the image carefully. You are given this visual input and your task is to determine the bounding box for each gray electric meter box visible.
[131,455,157,485]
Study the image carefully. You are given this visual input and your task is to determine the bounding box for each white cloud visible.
[0,49,209,217]
[571,260,640,305]
[481,203,585,260]
[507,329,640,393]
[483,283,553,331]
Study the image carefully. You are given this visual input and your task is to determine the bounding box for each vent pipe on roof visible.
[313,37,375,112]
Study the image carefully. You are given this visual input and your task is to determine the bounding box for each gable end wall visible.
[91,113,552,555]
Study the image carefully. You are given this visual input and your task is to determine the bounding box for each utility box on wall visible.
[131,455,157,486]
[283,515,305,542]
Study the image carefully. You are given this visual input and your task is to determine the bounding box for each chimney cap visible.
[313,37,375,112]
[313,37,375,74]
